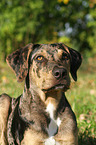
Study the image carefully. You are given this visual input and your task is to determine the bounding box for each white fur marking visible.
[45,137,55,145]
[45,137,60,145]
[46,103,55,119]
[57,117,61,127]
[46,103,61,137]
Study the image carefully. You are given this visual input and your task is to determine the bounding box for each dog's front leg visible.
[54,122,78,145]
[21,127,47,145]
[54,109,78,145]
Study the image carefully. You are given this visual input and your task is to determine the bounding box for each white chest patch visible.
[46,103,61,137]
[45,137,60,145]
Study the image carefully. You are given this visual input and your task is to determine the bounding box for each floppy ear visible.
[68,47,82,81]
[61,43,82,81]
[6,43,33,82]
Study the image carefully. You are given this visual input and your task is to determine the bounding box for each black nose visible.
[52,66,67,80]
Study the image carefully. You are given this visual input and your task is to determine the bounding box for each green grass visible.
[0,57,96,145]
[66,57,96,145]
[0,62,24,97]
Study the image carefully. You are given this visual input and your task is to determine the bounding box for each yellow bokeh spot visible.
[2,76,7,83]
[63,0,69,4]
[58,0,69,4]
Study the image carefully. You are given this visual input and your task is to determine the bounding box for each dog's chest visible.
[45,103,61,144]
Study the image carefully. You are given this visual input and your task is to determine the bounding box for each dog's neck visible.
[29,84,62,110]
[28,81,63,108]
[19,83,66,122]
[45,90,62,111]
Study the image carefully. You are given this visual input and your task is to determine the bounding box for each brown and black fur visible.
[0,43,82,145]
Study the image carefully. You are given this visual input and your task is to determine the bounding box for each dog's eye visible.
[62,53,69,60]
[36,55,45,62]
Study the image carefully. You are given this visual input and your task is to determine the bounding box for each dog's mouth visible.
[42,84,69,92]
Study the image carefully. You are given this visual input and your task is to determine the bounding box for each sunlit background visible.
[0,0,96,144]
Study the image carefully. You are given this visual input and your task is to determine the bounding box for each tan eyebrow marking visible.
[63,45,70,53]
[58,49,64,58]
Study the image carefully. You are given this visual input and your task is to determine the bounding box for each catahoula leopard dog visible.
[0,43,82,145]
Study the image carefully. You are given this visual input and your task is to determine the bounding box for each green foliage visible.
[0,0,96,60]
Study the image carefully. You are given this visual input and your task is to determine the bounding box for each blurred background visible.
[0,0,96,60]
[0,0,96,144]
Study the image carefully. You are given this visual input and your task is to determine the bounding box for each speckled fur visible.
[0,43,82,145]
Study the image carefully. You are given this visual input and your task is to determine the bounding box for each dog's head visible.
[6,43,82,92]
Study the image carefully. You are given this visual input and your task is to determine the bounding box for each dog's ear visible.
[68,47,82,81]
[6,43,33,82]
[62,44,82,81]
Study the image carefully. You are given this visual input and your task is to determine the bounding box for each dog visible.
[0,43,82,145]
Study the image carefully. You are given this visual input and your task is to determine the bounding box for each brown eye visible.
[62,53,69,60]
[64,56,68,60]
